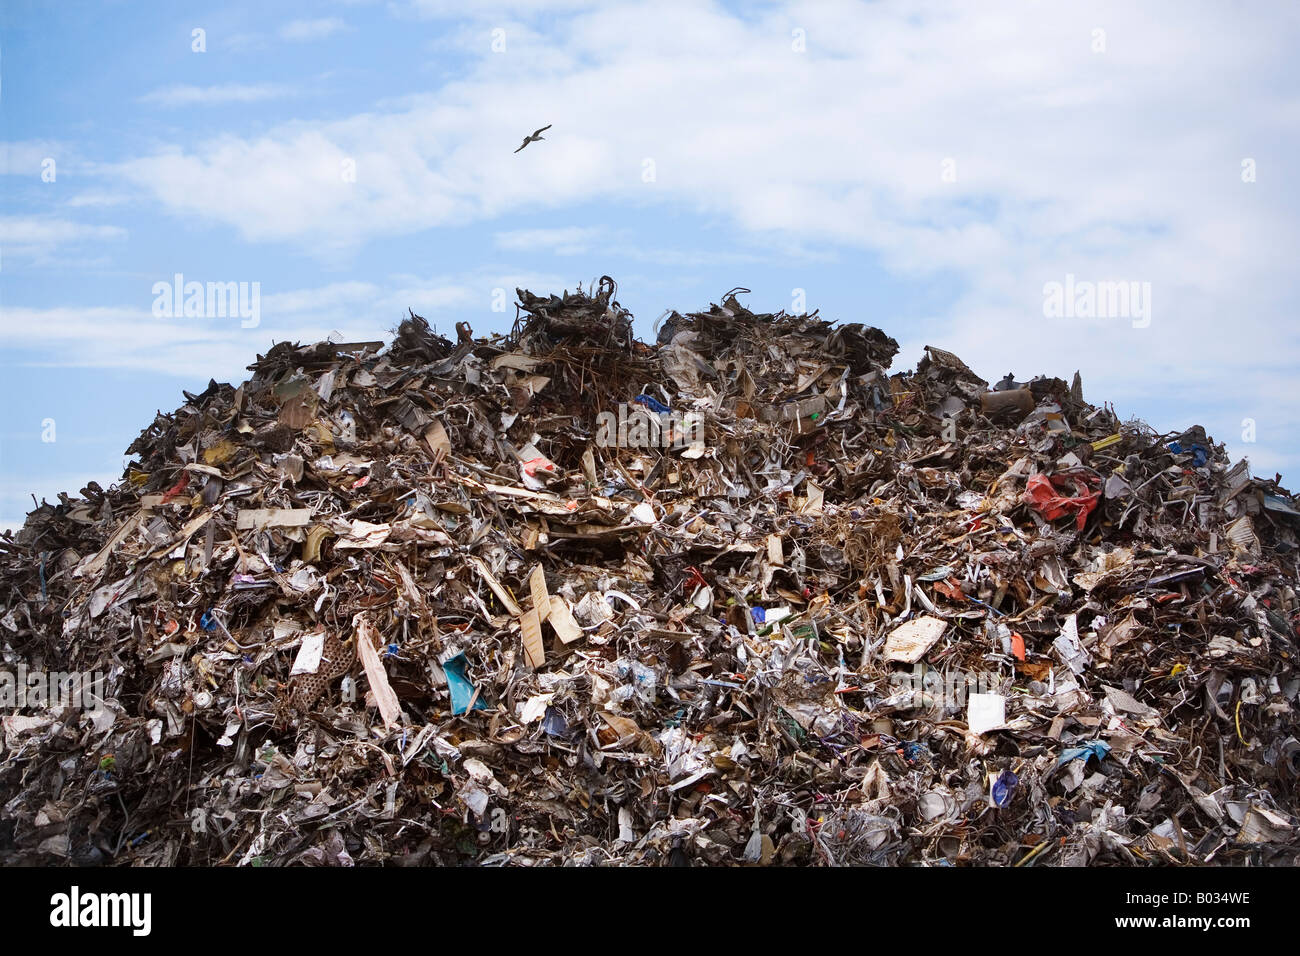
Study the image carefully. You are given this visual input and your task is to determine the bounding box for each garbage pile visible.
[1,278,1297,866]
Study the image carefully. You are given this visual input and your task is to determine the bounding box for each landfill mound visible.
[1,278,1298,867]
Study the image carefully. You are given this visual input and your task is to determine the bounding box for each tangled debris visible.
[1,279,1297,866]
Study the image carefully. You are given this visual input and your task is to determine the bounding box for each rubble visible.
[1,278,1297,867]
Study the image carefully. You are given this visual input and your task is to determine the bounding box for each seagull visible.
[514,124,551,153]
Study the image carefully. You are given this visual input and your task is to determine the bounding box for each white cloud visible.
[69,1,1300,477]
[0,269,567,377]
[494,225,763,265]
[0,218,124,245]
[280,18,347,41]
[139,83,296,107]
[0,305,263,379]
[261,281,381,315]
[223,32,268,53]
[64,192,130,209]
[0,140,62,176]
[495,227,605,255]
[0,217,125,262]
[399,0,598,18]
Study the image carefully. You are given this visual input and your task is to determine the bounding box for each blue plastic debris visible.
[750,606,766,624]
[199,610,218,632]
[1168,441,1208,468]
[444,653,487,715]
[1057,740,1111,767]
[633,393,670,414]
[541,706,569,737]
[991,770,1019,807]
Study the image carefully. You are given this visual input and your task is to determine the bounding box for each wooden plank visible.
[884,615,948,664]
[548,595,583,644]
[529,565,550,621]
[355,614,400,729]
[520,607,545,669]
[424,420,451,459]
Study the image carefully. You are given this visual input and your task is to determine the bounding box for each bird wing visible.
[514,139,529,153]
[533,124,552,136]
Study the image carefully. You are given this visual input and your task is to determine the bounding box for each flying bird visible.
[514,124,552,153]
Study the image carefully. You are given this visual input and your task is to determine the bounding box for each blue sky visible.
[3,0,1300,528]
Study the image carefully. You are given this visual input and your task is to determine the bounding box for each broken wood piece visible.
[354,614,400,729]
[884,614,948,663]
[523,524,541,550]
[767,533,784,566]
[529,565,550,621]
[520,607,545,668]
[424,420,451,460]
[548,595,583,643]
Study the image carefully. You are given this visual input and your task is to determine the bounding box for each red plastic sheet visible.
[1023,472,1101,530]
